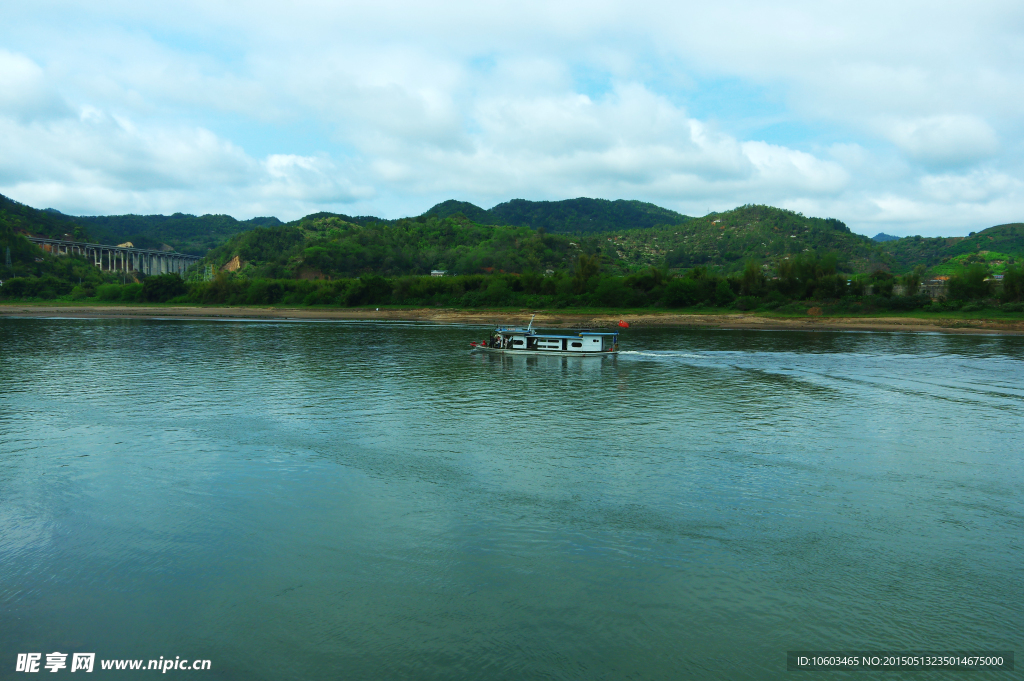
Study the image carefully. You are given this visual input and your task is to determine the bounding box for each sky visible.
[1,0,1023,236]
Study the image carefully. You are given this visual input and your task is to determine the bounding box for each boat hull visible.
[473,347,617,357]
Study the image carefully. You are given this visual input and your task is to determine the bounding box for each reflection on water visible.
[1,319,1022,680]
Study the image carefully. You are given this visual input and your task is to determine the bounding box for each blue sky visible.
[2,0,1023,236]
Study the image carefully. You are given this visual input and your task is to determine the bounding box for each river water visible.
[1,318,1021,679]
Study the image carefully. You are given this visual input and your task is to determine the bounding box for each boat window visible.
[571,342,582,348]
[513,340,525,346]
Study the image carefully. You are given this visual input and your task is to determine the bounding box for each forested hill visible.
[1,193,89,240]
[76,213,281,255]
[421,198,691,234]
[199,204,893,279]
[204,213,579,279]
[0,192,280,255]
[5,189,1024,280]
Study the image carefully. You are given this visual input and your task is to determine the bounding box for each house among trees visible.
[920,275,950,299]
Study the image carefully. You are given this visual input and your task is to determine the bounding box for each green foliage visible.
[31,262,1003,316]
[422,197,690,235]
[899,265,927,292]
[419,200,492,224]
[1,220,44,270]
[93,282,143,302]
[740,260,765,296]
[947,264,993,300]
[0,193,89,241]
[344,276,392,306]
[661,205,870,273]
[881,223,1024,272]
[573,253,601,293]
[0,276,73,299]
[1001,266,1024,302]
[142,273,188,302]
[204,215,578,279]
[714,279,736,307]
[78,213,281,255]
[96,284,123,301]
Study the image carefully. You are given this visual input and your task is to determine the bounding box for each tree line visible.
[5,254,1021,313]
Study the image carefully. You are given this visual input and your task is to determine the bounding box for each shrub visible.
[888,294,932,311]
[1001,266,1023,303]
[96,284,123,301]
[142,274,188,303]
[594,278,634,307]
[661,278,701,308]
[777,302,806,314]
[0,278,27,297]
[732,296,760,311]
[807,306,823,316]
[344,275,392,306]
[714,279,735,307]
[245,280,286,305]
[121,283,143,303]
[947,265,992,299]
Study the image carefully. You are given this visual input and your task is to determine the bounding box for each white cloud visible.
[262,154,373,203]
[0,1,1023,233]
[0,50,71,121]
[880,115,999,168]
[920,170,1020,203]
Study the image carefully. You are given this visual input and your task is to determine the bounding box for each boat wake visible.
[618,350,703,359]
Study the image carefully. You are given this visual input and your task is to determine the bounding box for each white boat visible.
[471,315,619,356]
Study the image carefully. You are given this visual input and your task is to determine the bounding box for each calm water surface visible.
[1,319,1021,679]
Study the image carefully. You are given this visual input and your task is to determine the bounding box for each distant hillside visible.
[1,193,88,240]
[872,233,899,242]
[609,204,883,273]
[5,190,1023,281]
[879,223,1024,274]
[421,197,691,234]
[76,213,282,256]
[419,201,491,224]
[199,204,894,278]
[1,196,113,287]
[203,213,580,278]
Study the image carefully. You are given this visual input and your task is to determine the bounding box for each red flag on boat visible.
[618,320,629,328]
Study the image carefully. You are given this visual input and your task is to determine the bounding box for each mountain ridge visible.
[421,197,691,234]
[3,192,1023,280]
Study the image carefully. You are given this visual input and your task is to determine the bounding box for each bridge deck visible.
[26,236,202,276]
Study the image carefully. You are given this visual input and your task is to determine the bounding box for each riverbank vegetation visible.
[5,256,1022,319]
[4,191,1024,320]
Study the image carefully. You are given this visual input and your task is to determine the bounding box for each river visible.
[1,319,1020,679]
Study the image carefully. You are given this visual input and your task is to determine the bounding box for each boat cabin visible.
[489,327,618,353]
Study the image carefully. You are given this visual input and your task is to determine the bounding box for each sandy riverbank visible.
[3,303,1023,334]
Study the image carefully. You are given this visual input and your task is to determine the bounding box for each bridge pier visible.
[26,237,201,277]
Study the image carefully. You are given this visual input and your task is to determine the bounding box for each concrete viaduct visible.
[26,237,203,277]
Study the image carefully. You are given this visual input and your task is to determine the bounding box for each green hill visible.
[1,198,113,291]
[878,223,1024,274]
[608,205,883,273]
[419,200,491,224]
[1,192,282,256]
[76,213,282,255]
[203,213,580,279]
[4,190,1024,286]
[197,204,883,279]
[421,197,691,234]
[1,194,89,240]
